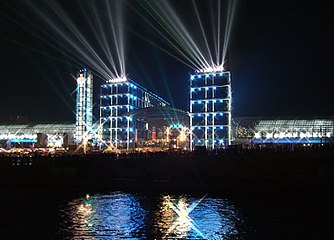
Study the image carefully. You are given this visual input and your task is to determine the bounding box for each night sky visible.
[1,0,333,123]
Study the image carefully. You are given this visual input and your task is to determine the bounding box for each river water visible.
[0,186,332,239]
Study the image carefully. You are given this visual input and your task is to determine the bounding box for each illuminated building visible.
[234,117,334,144]
[75,68,93,144]
[100,77,170,149]
[0,123,75,148]
[189,69,232,150]
[128,107,189,150]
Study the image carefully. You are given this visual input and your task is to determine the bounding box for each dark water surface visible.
[0,186,332,239]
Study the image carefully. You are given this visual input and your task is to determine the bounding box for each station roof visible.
[0,122,75,134]
[234,116,334,131]
[127,106,188,121]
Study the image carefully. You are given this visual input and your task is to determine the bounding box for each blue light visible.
[191,88,195,92]
[220,126,223,129]
[220,100,223,103]
[11,139,37,143]
[197,113,201,117]
[219,73,223,76]
[220,113,223,116]
[198,126,201,129]
[198,101,202,104]
[205,87,209,90]
[213,87,216,90]
[198,75,202,79]
[190,75,195,80]
[205,74,209,78]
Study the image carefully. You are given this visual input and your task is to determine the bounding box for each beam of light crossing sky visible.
[135,0,237,72]
[23,0,126,81]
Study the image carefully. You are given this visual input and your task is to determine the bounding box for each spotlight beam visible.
[23,0,126,80]
[135,0,238,71]
[192,0,214,66]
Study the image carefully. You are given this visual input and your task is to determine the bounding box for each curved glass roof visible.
[0,123,75,134]
[255,119,334,132]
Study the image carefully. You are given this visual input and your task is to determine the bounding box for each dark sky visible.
[0,0,333,123]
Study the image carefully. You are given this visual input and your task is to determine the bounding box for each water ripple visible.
[59,192,246,239]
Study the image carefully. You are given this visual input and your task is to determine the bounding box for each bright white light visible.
[254,132,261,139]
[279,132,285,139]
[162,195,207,239]
[108,76,127,83]
[300,132,306,139]
[196,65,224,73]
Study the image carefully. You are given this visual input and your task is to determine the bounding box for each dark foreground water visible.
[0,186,332,239]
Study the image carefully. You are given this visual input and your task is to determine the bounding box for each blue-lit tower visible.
[100,76,169,150]
[189,67,232,150]
[75,68,93,145]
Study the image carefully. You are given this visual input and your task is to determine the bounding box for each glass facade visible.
[189,71,232,150]
[100,78,169,149]
[0,123,75,148]
[234,118,334,144]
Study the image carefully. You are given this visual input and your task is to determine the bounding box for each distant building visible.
[128,106,189,150]
[234,117,334,144]
[189,68,232,150]
[75,68,93,144]
[0,123,75,149]
[99,77,170,150]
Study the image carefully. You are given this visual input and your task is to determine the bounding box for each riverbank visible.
[1,146,333,193]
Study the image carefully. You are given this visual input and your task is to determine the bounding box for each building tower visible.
[189,67,232,150]
[100,76,169,150]
[75,68,93,145]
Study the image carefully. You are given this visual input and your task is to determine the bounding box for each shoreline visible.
[1,147,333,193]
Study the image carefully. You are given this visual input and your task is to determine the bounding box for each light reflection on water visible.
[155,195,243,239]
[60,192,147,239]
[59,192,245,239]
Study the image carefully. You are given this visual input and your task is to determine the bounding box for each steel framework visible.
[100,77,169,150]
[75,69,93,144]
[189,70,232,150]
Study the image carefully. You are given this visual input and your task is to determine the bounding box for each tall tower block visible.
[75,68,93,144]
[100,76,169,150]
[189,68,232,150]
